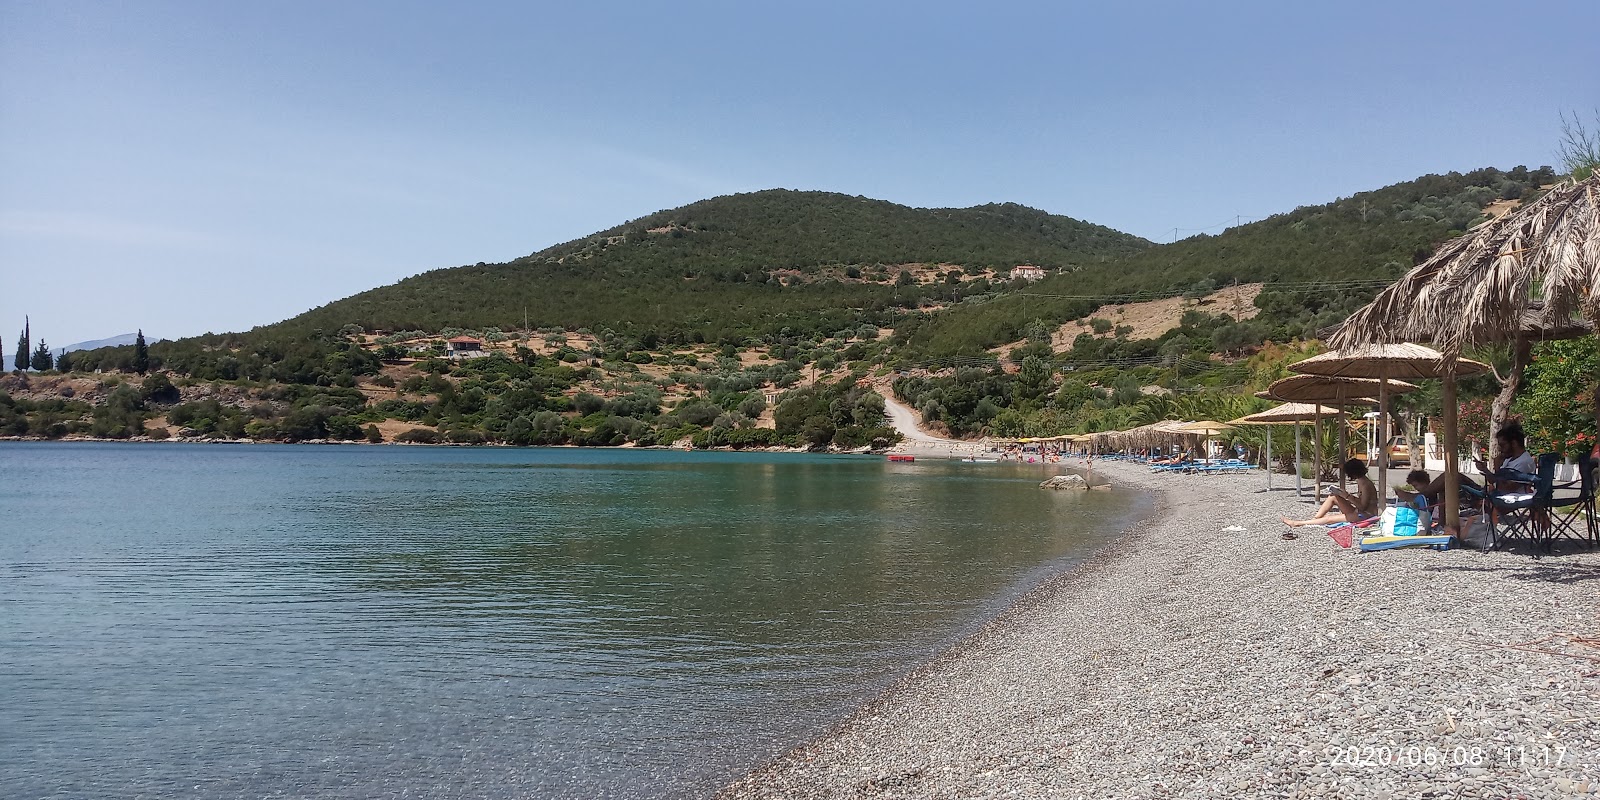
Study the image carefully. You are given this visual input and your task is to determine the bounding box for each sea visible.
[0,443,1145,799]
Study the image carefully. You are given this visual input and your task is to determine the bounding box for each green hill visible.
[268,189,1154,343]
[892,165,1560,360]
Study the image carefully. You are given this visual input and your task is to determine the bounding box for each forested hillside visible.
[266,190,1153,344]
[892,166,1560,361]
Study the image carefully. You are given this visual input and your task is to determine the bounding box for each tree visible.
[30,340,51,371]
[133,330,149,374]
[15,317,29,371]
[1557,109,1600,180]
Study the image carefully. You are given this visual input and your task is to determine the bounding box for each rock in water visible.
[1039,474,1087,490]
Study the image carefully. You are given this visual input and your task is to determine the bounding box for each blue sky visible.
[2,1,1596,348]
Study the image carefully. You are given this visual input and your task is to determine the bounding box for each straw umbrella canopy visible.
[1330,173,1600,355]
[1178,420,1232,461]
[1229,404,1344,491]
[1289,345,1491,498]
[1265,376,1418,500]
[1233,402,1345,423]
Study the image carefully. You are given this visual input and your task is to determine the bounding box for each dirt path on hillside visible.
[878,390,990,458]
[880,392,948,444]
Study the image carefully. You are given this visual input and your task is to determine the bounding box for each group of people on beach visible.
[1280,422,1536,529]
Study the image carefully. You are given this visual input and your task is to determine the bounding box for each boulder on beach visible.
[1039,474,1087,490]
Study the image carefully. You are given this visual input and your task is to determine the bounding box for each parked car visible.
[1383,436,1411,467]
[1355,436,1411,467]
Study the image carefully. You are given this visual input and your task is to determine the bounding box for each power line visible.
[1008,277,1395,306]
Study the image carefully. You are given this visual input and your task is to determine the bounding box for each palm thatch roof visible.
[1330,172,1600,353]
[1265,374,1417,405]
[1229,402,1345,425]
[1289,343,1492,381]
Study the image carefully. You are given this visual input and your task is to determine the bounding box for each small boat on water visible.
[887,454,915,462]
[960,456,998,463]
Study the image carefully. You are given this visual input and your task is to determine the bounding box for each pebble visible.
[718,461,1600,799]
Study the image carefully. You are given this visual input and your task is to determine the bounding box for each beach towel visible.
[1326,524,1353,549]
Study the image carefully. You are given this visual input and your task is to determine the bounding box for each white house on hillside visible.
[1009,265,1047,282]
[446,336,488,359]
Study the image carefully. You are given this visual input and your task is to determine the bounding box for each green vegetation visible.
[1516,338,1600,456]
[11,165,1588,452]
[14,318,29,372]
[892,167,1559,361]
[260,190,1152,344]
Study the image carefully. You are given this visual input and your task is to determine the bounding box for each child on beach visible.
[1281,459,1379,527]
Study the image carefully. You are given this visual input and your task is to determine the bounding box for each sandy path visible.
[878,390,987,458]
[879,392,950,444]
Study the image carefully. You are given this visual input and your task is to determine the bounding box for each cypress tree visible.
[14,317,29,371]
[133,329,149,374]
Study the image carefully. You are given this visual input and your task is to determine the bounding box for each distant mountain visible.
[54,333,142,359]
[260,189,1154,343]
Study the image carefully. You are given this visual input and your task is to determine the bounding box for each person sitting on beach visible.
[1281,459,1379,527]
[1397,468,1433,500]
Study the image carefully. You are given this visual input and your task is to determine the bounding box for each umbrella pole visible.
[1441,368,1462,535]
[1266,427,1273,491]
[1313,411,1323,503]
[1338,414,1348,494]
[1294,421,1303,496]
[1377,379,1389,500]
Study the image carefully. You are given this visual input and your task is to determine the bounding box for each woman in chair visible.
[1281,459,1380,527]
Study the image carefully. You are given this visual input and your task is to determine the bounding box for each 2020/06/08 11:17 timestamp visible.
[1328,744,1570,769]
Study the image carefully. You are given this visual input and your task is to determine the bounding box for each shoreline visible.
[718,459,1600,798]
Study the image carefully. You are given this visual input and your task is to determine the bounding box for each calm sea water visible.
[0,443,1144,799]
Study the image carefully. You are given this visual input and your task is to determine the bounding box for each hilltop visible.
[265,189,1153,344]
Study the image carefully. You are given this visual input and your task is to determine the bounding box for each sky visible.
[2,1,1597,349]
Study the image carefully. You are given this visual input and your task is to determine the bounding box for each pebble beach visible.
[719,459,1600,799]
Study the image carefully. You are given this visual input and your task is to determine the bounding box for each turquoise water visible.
[0,443,1144,798]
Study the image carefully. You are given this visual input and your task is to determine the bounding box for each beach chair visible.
[1485,455,1555,551]
[1546,452,1596,550]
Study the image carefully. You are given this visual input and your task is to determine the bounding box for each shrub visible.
[395,428,442,444]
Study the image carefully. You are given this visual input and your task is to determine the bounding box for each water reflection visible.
[0,444,1143,799]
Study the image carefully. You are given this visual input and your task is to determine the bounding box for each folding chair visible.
[1547,453,1596,549]
[1485,455,1554,551]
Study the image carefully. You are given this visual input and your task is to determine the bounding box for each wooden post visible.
[1441,367,1462,535]
[1376,379,1389,499]
[1313,411,1323,502]
[1338,413,1348,494]
[1294,421,1303,496]
[1266,426,1273,491]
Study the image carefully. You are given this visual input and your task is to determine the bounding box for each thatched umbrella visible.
[1329,174,1600,533]
[1230,403,1345,491]
[1289,345,1491,498]
[1266,375,1418,500]
[1179,420,1233,461]
[1331,173,1600,354]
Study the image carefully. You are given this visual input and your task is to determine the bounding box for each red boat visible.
[887,454,915,462]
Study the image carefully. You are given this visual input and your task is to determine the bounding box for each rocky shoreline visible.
[719,459,1600,799]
